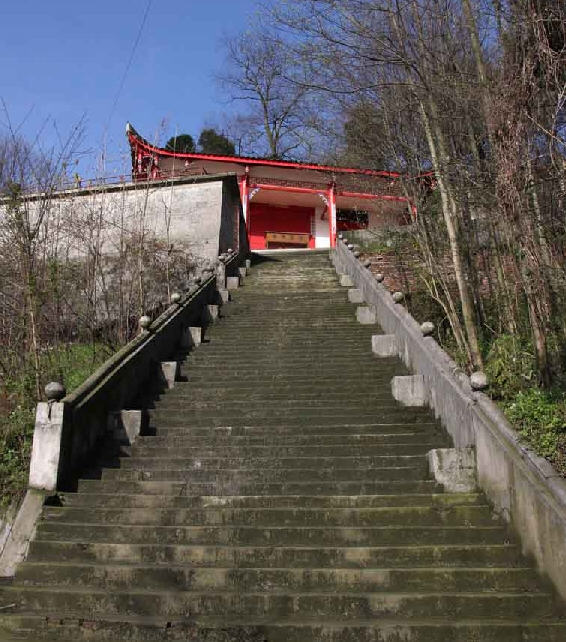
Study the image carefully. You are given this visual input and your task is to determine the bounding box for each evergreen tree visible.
[164,134,195,153]
[198,128,236,155]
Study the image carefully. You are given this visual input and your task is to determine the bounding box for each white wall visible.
[1,177,238,263]
[314,206,330,249]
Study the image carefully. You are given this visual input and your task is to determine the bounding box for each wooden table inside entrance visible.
[265,232,310,248]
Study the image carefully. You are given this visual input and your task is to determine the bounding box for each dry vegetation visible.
[0,126,202,507]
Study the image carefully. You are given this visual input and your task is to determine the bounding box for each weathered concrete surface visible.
[108,410,143,446]
[392,375,426,407]
[0,503,17,560]
[205,304,220,324]
[356,306,377,325]
[333,239,566,603]
[0,490,45,578]
[226,276,240,290]
[28,403,67,492]
[159,361,178,389]
[428,448,477,493]
[339,274,354,287]
[180,326,202,349]
[347,288,365,303]
[372,334,398,357]
[0,174,245,264]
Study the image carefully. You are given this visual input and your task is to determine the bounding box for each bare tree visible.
[219,29,321,159]
[269,0,566,385]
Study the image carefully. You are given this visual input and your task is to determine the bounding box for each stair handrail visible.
[0,249,246,577]
[333,237,566,603]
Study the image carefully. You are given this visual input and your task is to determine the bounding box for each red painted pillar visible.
[328,183,337,248]
[239,172,250,246]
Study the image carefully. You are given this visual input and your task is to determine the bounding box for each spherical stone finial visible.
[170,292,181,304]
[392,291,404,303]
[375,273,385,283]
[421,321,435,336]
[470,371,489,391]
[342,237,348,244]
[353,251,361,258]
[228,248,234,254]
[363,259,371,268]
[347,243,354,250]
[194,276,202,285]
[45,381,66,402]
[338,233,344,240]
[139,315,151,331]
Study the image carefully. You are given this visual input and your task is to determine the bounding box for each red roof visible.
[126,123,402,179]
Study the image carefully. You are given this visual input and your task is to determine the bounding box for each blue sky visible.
[0,1,260,177]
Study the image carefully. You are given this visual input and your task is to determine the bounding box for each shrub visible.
[504,388,566,471]
[484,334,537,400]
[0,343,113,510]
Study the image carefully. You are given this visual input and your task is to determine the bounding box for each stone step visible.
[206,315,365,322]
[100,466,431,483]
[217,305,358,313]
[151,423,441,437]
[117,454,430,470]
[202,327,373,336]
[151,402,417,415]
[191,347,379,358]
[217,314,362,323]
[179,375,401,386]
[34,523,509,546]
[199,335,377,345]
[174,376,403,388]
[154,397,405,410]
[129,444,444,459]
[4,615,566,642]
[137,432,441,446]
[76,479,444,496]
[59,492,484,509]
[179,366,392,377]
[147,413,435,427]
[181,355,386,367]
[210,322,368,330]
[42,505,493,528]
[0,586,555,620]
[206,320,371,328]
[27,541,522,568]
[160,387,404,399]
[172,364,390,380]
[156,395,402,408]
[15,563,541,593]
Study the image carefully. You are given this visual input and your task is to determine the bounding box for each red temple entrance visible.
[125,123,419,251]
[249,204,315,250]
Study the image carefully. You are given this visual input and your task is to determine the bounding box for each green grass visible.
[504,389,566,473]
[0,343,113,511]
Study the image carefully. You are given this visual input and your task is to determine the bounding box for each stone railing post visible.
[28,383,68,493]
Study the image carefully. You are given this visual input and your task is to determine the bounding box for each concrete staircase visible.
[1,250,565,640]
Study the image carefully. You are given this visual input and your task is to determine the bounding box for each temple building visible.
[127,123,414,251]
